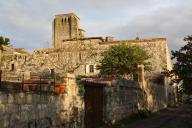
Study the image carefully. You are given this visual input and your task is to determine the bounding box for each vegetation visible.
[97,44,151,77]
[0,36,10,50]
[108,108,162,128]
[0,36,10,86]
[163,35,192,94]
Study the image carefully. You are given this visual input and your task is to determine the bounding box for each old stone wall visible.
[102,78,175,124]
[26,38,102,77]
[99,39,175,111]
[0,74,84,128]
[21,38,173,82]
[26,38,176,112]
[144,81,167,111]
[100,38,170,75]
[102,79,146,124]
[0,45,30,82]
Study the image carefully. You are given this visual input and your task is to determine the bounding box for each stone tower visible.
[52,13,85,48]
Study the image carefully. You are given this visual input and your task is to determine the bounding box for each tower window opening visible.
[79,53,82,61]
[11,64,15,71]
[24,56,27,62]
[65,18,67,23]
[62,18,64,23]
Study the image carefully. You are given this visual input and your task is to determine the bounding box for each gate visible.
[84,84,104,128]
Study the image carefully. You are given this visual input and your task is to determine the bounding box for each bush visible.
[137,108,151,118]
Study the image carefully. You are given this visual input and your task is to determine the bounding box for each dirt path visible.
[114,104,192,128]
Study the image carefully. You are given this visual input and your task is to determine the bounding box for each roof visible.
[14,48,29,54]
[100,38,167,45]
[81,77,116,86]
[81,77,142,89]
[63,37,104,42]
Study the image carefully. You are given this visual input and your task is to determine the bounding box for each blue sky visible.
[0,0,192,51]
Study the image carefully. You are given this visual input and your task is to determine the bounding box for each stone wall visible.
[16,37,173,84]
[144,81,167,111]
[0,45,30,82]
[0,74,84,128]
[99,38,171,75]
[25,38,101,77]
[103,79,146,124]
[102,78,175,124]
[25,38,176,111]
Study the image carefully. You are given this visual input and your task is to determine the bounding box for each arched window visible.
[61,18,64,23]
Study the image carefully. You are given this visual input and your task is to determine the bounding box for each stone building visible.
[51,12,177,115]
[0,13,178,127]
[31,13,176,109]
[35,13,173,79]
[0,45,30,82]
[52,13,85,48]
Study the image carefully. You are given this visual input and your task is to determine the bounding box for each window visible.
[24,56,27,62]
[51,69,55,78]
[65,18,67,23]
[89,65,94,73]
[11,64,15,71]
[79,53,82,61]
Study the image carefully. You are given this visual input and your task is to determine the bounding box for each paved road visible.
[114,104,192,128]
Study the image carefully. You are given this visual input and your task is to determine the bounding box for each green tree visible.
[97,44,151,76]
[0,36,10,86]
[0,36,10,50]
[171,35,192,94]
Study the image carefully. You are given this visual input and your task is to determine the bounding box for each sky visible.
[0,0,192,52]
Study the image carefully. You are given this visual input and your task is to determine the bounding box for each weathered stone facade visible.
[82,69,172,126]
[0,74,84,128]
[52,13,85,48]
[0,45,30,82]
[30,37,176,110]
[0,13,178,127]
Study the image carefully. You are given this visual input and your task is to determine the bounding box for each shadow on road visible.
[108,104,192,128]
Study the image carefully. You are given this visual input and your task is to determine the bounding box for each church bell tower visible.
[52,13,85,48]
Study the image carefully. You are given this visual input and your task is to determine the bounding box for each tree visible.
[171,35,192,94]
[0,36,10,50]
[0,36,10,87]
[23,40,99,81]
[97,44,151,76]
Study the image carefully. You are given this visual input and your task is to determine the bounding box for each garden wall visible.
[103,79,147,124]
[0,74,84,128]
